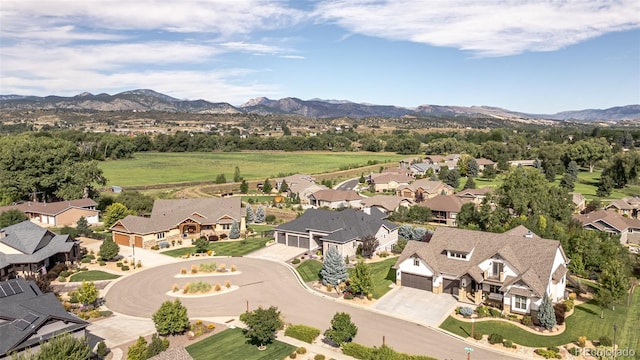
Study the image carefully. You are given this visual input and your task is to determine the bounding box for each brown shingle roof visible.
[360,195,410,212]
[310,189,362,202]
[0,198,98,216]
[370,172,412,184]
[574,210,640,232]
[420,194,468,212]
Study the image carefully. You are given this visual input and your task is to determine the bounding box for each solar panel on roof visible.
[13,319,30,331]
[8,280,24,294]
[24,313,39,324]
[0,283,12,296]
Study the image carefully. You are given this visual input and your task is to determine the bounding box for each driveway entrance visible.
[246,243,308,262]
[372,287,457,326]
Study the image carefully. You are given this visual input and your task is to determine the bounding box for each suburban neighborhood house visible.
[394,226,568,321]
[110,198,246,249]
[308,189,362,209]
[396,179,454,202]
[0,199,99,227]
[277,174,328,206]
[605,196,640,219]
[574,210,640,245]
[0,221,81,281]
[455,187,494,205]
[0,278,89,358]
[420,194,470,227]
[570,192,587,213]
[368,172,412,193]
[273,208,399,257]
[360,195,413,216]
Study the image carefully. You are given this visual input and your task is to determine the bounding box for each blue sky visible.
[1,0,639,113]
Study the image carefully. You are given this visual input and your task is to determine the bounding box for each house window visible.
[489,285,501,293]
[156,232,165,240]
[514,295,527,310]
[450,212,457,219]
[414,258,420,266]
[222,224,231,230]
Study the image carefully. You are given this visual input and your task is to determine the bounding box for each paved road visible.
[336,178,359,191]
[105,257,522,360]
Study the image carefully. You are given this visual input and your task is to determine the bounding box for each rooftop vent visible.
[524,231,534,238]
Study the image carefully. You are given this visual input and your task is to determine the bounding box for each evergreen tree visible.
[240,180,249,194]
[463,176,476,190]
[560,173,575,191]
[600,258,629,303]
[566,161,579,181]
[32,333,92,360]
[233,166,242,182]
[215,173,227,184]
[145,333,167,359]
[279,180,289,193]
[127,337,148,360]
[99,238,119,260]
[596,175,614,197]
[594,288,613,319]
[255,206,266,223]
[438,166,450,182]
[75,216,91,236]
[398,224,413,239]
[349,260,373,295]
[445,169,460,188]
[246,204,254,223]
[467,159,480,177]
[359,173,366,184]
[324,312,358,345]
[262,178,272,193]
[483,164,496,179]
[320,246,348,286]
[152,299,190,336]
[537,293,556,330]
[229,220,240,239]
[96,341,109,359]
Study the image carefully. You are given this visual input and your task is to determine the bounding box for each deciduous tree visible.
[239,306,284,347]
[194,237,209,253]
[127,336,148,360]
[76,281,99,306]
[359,235,379,259]
[29,333,91,360]
[324,312,358,346]
[99,239,119,260]
[152,299,190,336]
[0,209,28,228]
[349,260,372,295]
[102,202,134,227]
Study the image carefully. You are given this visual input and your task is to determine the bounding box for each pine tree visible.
[240,180,249,194]
[320,246,348,286]
[537,293,556,330]
[255,206,266,223]
[262,178,272,193]
[229,220,240,239]
[467,159,480,177]
[463,176,476,190]
[76,216,91,236]
[127,337,148,360]
[233,166,242,182]
[279,180,289,193]
[246,204,254,223]
[145,333,167,359]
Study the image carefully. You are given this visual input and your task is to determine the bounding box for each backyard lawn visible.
[186,328,296,360]
[99,151,405,187]
[295,257,397,299]
[69,270,120,282]
[161,238,268,258]
[247,224,275,233]
[440,290,639,350]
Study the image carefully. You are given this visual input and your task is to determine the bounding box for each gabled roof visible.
[360,195,411,212]
[370,172,413,185]
[274,208,398,244]
[456,187,494,198]
[0,278,88,355]
[410,163,440,173]
[398,179,453,195]
[475,158,495,166]
[394,226,564,297]
[0,199,98,217]
[310,189,362,202]
[420,194,469,212]
[606,199,636,211]
[574,210,640,233]
[570,192,586,206]
[0,221,76,269]
[111,198,243,235]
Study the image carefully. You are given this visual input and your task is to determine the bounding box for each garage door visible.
[134,236,143,248]
[298,237,310,249]
[443,279,459,295]
[114,233,130,246]
[287,235,299,247]
[277,233,286,244]
[402,272,432,291]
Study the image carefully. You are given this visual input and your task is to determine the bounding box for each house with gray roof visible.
[110,198,245,248]
[0,278,89,357]
[394,226,568,321]
[273,209,399,257]
[0,221,80,281]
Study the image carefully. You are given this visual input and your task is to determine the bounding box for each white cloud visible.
[280,55,305,59]
[314,0,640,56]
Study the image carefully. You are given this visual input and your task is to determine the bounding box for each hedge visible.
[284,324,320,344]
[342,342,438,360]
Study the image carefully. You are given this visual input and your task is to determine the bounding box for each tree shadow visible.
[385,267,396,282]
[575,305,598,316]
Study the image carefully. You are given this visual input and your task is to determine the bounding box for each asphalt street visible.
[105,257,522,360]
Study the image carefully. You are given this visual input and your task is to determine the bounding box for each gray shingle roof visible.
[0,221,76,270]
[0,278,88,355]
[274,209,398,244]
[394,226,565,297]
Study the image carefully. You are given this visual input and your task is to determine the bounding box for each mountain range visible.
[1,89,638,122]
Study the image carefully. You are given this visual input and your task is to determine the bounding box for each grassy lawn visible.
[161,238,268,258]
[69,270,120,282]
[248,224,275,233]
[440,293,639,349]
[99,151,405,187]
[243,195,276,204]
[296,260,323,282]
[186,328,296,360]
[296,257,396,299]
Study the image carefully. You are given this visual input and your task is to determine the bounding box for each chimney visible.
[0,230,6,239]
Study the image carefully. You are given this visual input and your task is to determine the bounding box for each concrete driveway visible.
[372,287,458,326]
[246,243,308,262]
[104,258,520,360]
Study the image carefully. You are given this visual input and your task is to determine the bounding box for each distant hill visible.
[1,89,638,121]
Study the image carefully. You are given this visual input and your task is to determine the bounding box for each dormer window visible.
[447,251,468,260]
[413,258,420,266]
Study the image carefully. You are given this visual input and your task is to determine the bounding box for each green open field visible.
[161,238,268,258]
[296,257,397,299]
[98,151,405,187]
[440,289,640,352]
[186,328,296,360]
[69,270,120,282]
